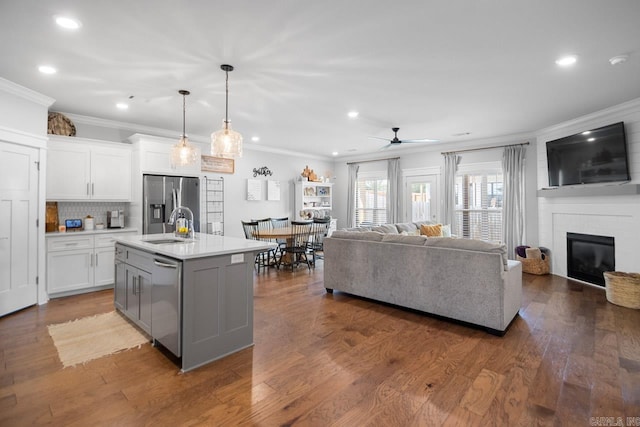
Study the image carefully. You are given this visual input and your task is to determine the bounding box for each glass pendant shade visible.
[171,136,198,167]
[171,89,197,167]
[211,120,243,158]
[210,64,243,158]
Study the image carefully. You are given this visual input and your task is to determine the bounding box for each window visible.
[454,163,503,241]
[355,172,387,226]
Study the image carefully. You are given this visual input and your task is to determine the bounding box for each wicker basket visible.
[604,272,640,309]
[516,255,550,275]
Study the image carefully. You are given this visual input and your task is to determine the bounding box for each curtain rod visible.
[346,156,400,165]
[441,141,529,155]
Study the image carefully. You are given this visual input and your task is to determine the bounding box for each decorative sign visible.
[201,155,234,174]
[247,179,262,201]
[267,180,281,201]
[253,166,272,177]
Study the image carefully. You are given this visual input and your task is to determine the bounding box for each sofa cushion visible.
[420,223,443,237]
[381,234,429,245]
[342,226,371,232]
[425,237,508,269]
[330,230,385,242]
[371,224,399,234]
[395,222,418,233]
[413,220,437,229]
[441,224,452,237]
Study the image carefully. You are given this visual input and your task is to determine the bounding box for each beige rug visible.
[47,311,149,368]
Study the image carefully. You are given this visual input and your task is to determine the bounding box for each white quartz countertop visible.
[113,232,276,260]
[46,227,139,238]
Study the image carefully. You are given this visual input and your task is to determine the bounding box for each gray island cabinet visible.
[113,233,275,372]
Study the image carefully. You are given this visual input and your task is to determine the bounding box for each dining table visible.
[253,226,317,268]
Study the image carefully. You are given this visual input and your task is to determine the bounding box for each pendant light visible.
[211,64,243,158]
[170,90,198,167]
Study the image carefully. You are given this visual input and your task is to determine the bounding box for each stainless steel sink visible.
[144,238,190,245]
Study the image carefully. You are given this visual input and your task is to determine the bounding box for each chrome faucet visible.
[168,206,194,239]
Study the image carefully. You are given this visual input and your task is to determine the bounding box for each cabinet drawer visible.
[47,236,94,251]
[125,247,153,273]
[95,234,117,248]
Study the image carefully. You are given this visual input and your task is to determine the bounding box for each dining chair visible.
[270,217,289,264]
[308,217,331,266]
[278,220,313,271]
[241,220,270,272]
[252,218,276,267]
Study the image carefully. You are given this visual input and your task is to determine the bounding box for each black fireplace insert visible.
[566,232,615,286]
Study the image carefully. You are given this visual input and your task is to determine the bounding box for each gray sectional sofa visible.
[323,222,522,335]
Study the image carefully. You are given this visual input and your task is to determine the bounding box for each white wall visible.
[536,98,640,277]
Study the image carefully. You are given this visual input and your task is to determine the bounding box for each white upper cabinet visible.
[128,134,201,176]
[47,136,132,201]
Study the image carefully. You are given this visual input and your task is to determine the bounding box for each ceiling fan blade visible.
[400,138,439,143]
[378,143,392,150]
[369,136,392,142]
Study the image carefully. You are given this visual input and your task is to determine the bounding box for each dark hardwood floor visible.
[1,265,639,426]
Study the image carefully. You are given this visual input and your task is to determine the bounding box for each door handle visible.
[154,260,178,268]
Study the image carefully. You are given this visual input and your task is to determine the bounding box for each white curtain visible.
[347,163,359,228]
[442,153,459,229]
[387,158,400,224]
[502,145,526,259]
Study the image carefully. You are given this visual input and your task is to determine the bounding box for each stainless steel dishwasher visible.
[152,254,182,357]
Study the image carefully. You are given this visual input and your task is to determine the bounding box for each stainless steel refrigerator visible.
[143,174,200,234]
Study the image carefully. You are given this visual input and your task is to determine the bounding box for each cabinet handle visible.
[87,183,90,195]
[132,276,137,295]
[64,242,79,246]
[153,260,178,269]
[138,275,142,293]
[92,183,95,195]
[95,253,99,266]
[90,253,94,267]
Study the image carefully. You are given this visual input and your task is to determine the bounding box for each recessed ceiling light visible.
[609,55,628,66]
[581,130,591,135]
[347,111,359,119]
[54,15,81,30]
[116,103,128,110]
[555,55,577,67]
[587,137,595,142]
[332,151,339,156]
[38,65,57,74]
[251,136,260,142]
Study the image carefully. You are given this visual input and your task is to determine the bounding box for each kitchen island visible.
[113,232,275,372]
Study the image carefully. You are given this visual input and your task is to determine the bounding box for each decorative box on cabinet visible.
[47,136,132,201]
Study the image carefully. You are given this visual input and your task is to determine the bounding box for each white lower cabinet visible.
[47,232,135,296]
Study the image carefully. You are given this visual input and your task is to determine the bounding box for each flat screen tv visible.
[546,121,630,187]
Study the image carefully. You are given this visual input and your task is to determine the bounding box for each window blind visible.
[454,167,503,242]
[355,175,387,226]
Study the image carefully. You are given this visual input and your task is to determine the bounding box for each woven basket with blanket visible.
[604,271,640,309]
[515,246,550,275]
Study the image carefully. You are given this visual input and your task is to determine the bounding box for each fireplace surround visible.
[566,232,615,286]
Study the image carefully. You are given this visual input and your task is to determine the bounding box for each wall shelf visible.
[537,183,640,198]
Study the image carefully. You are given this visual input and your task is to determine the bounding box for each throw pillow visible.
[441,224,452,237]
[420,223,443,237]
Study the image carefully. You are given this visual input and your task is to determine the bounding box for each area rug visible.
[47,311,149,368]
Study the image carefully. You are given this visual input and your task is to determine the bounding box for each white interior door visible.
[0,141,39,317]
[404,174,439,223]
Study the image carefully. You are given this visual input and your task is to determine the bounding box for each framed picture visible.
[201,155,234,174]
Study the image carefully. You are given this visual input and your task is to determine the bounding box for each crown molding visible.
[536,97,640,137]
[0,77,55,107]
[0,125,48,148]
[337,131,534,163]
[64,112,334,161]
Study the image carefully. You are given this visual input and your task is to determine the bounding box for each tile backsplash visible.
[57,202,128,227]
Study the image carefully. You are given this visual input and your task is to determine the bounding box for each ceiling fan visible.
[371,127,438,149]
